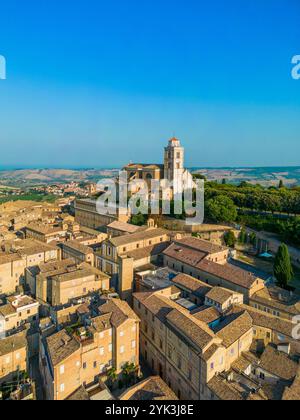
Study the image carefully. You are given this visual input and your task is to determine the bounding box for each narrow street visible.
[29,356,44,401]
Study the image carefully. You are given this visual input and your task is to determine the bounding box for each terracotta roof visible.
[232,355,252,373]
[215,312,253,348]
[251,287,300,316]
[173,237,227,254]
[126,242,170,261]
[38,258,76,274]
[166,309,216,351]
[206,287,236,305]
[202,343,221,361]
[61,240,93,255]
[120,376,178,401]
[109,228,169,248]
[90,313,112,333]
[198,260,260,290]
[99,298,140,327]
[133,292,184,323]
[26,223,65,235]
[163,243,207,266]
[192,306,221,325]
[46,330,80,367]
[107,221,140,234]
[207,375,244,400]
[66,386,90,401]
[0,253,23,264]
[231,304,294,338]
[0,303,15,317]
[259,345,299,382]
[282,369,300,400]
[171,273,212,297]
[0,332,27,356]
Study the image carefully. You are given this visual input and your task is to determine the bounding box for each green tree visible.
[205,195,237,223]
[131,213,147,226]
[107,367,118,388]
[274,243,294,289]
[279,180,284,189]
[224,231,236,248]
[122,363,137,387]
[193,173,207,181]
[249,232,257,246]
[238,229,247,244]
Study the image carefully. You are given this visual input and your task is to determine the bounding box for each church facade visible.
[123,137,194,195]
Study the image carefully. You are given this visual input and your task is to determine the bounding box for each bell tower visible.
[164,137,185,192]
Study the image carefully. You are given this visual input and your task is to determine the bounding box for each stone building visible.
[0,331,28,385]
[0,294,39,336]
[35,261,110,307]
[0,240,58,296]
[133,287,253,400]
[40,298,140,400]
[163,237,264,301]
[60,240,95,266]
[124,137,194,196]
[75,199,130,230]
[96,227,172,301]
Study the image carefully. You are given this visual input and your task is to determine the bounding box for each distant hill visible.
[0,166,299,188]
[0,168,119,187]
[191,166,300,187]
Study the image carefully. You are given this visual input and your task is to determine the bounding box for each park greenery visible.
[205,181,300,215]
[128,181,300,247]
[204,182,300,247]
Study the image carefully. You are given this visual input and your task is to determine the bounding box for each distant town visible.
[0,137,299,401]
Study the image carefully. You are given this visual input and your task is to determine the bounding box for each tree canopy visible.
[273,243,294,289]
[205,195,238,223]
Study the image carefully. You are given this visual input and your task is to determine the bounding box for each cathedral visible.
[123,137,194,195]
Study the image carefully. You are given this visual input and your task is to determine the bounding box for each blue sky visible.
[0,0,299,168]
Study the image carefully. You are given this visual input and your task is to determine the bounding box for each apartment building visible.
[40,298,140,400]
[0,254,26,296]
[0,294,39,336]
[96,227,172,301]
[163,237,264,301]
[249,286,300,321]
[0,331,28,384]
[133,287,253,400]
[26,258,75,297]
[0,240,58,296]
[60,240,95,266]
[36,262,110,307]
[229,303,300,354]
[107,221,141,238]
[75,199,130,230]
[26,222,67,244]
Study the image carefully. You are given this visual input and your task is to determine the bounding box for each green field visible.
[0,192,58,204]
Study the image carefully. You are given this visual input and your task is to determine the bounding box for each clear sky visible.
[0,0,299,168]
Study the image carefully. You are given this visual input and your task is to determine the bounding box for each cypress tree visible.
[274,243,294,289]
